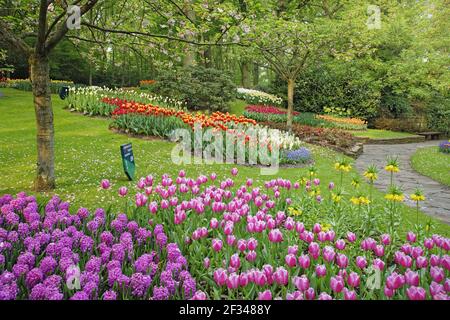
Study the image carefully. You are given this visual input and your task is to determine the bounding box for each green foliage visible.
[150,66,236,112]
[426,95,450,134]
[270,64,380,121]
[380,88,412,118]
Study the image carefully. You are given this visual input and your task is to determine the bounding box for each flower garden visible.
[1,1,449,305]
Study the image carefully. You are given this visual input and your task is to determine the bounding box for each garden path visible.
[355,141,450,225]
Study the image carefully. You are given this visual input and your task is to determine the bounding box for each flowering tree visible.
[0,0,240,191]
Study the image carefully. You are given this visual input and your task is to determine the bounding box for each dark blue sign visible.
[59,86,69,100]
[120,143,135,181]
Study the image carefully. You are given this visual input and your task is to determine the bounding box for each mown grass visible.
[350,129,420,139]
[0,88,448,236]
[411,146,450,187]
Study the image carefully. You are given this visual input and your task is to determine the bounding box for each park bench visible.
[417,131,442,140]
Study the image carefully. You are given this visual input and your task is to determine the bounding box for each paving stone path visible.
[355,141,450,225]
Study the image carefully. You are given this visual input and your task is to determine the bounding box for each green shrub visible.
[427,95,450,134]
[150,66,236,112]
[269,65,379,121]
[380,88,412,118]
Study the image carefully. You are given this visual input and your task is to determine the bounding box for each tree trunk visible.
[287,78,295,131]
[241,60,251,88]
[253,64,259,88]
[29,54,55,191]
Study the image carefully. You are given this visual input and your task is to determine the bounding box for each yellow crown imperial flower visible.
[411,194,425,202]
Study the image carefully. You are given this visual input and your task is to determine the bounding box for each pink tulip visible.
[288,245,298,256]
[293,275,309,292]
[148,201,158,214]
[118,186,128,197]
[224,221,234,235]
[356,256,368,269]
[315,264,326,278]
[286,291,304,300]
[318,292,333,300]
[285,254,297,268]
[212,239,223,252]
[373,258,385,270]
[335,239,346,250]
[441,255,450,271]
[343,288,357,300]
[347,232,356,243]
[424,238,434,250]
[444,279,450,292]
[247,238,258,251]
[203,257,210,269]
[304,287,315,300]
[330,275,344,293]
[406,286,426,300]
[308,242,320,260]
[274,267,289,286]
[386,272,405,290]
[404,270,419,286]
[406,231,417,243]
[295,222,305,234]
[384,286,395,298]
[213,268,227,286]
[210,218,219,229]
[101,179,110,189]
[347,272,360,288]
[430,254,440,267]
[313,223,321,234]
[268,229,283,243]
[336,253,349,269]
[416,256,428,269]
[429,281,444,296]
[237,239,247,252]
[226,273,239,289]
[257,290,272,300]
[226,235,236,246]
[254,271,267,286]
[380,234,391,245]
[361,237,376,251]
[411,246,423,259]
[323,246,336,263]
[430,266,444,283]
[246,250,257,262]
[374,245,385,257]
[239,273,249,287]
[298,254,311,269]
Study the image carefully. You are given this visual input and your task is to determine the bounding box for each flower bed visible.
[439,140,450,154]
[1,163,450,300]
[65,86,186,117]
[317,115,367,131]
[0,193,203,300]
[259,121,359,156]
[237,88,283,107]
[2,79,74,94]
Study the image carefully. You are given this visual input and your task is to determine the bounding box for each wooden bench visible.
[417,132,442,140]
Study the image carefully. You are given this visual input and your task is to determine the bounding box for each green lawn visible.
[411,146,450,187]
[350,129,420,139]
[0,88,449,236]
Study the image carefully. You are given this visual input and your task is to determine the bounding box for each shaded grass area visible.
[0,88,448,236]
[228,99,247,116]
[350,129,420,139]
[411,146,450,187]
